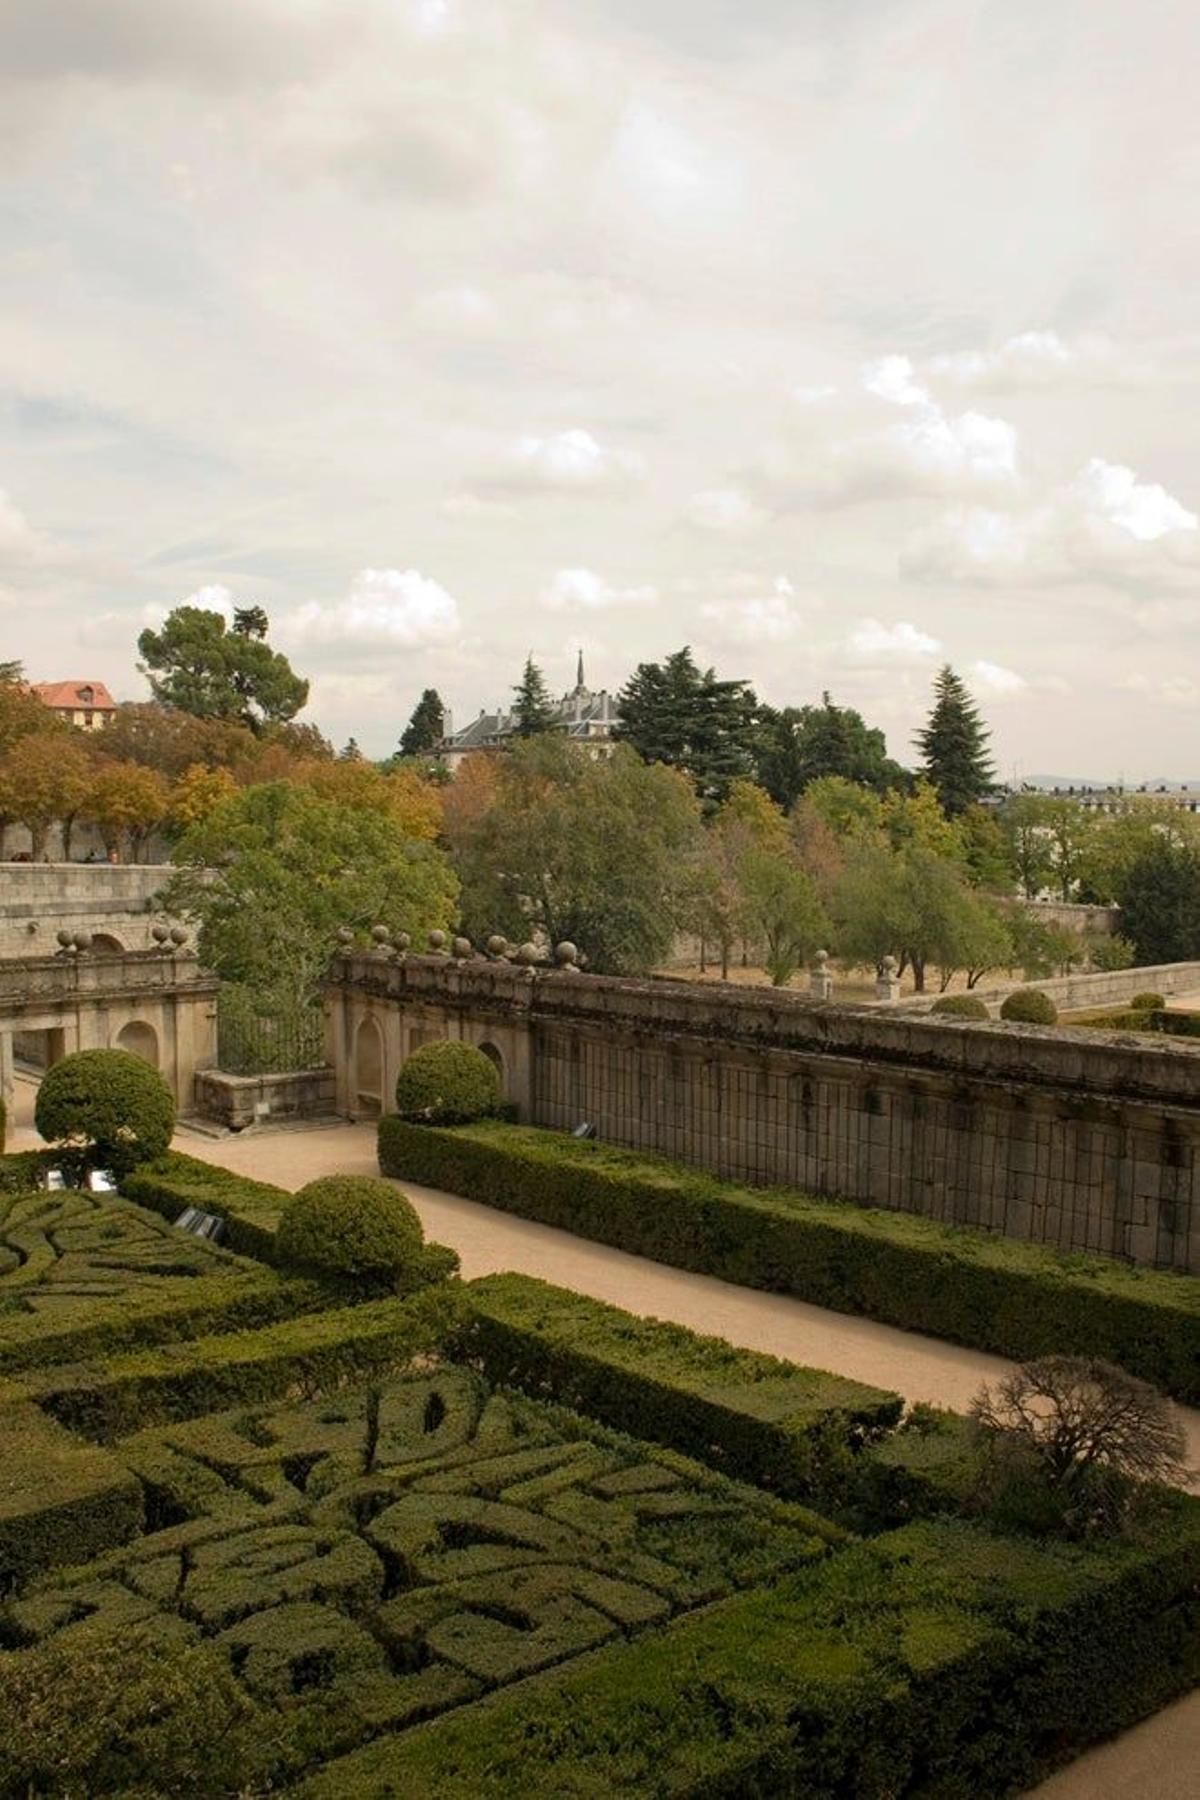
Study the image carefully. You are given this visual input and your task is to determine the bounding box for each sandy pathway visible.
[7,1085,1199,1794]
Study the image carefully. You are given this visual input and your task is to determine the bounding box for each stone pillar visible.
[875,956,902,1003]
[809,949,833,1002]
[0,1030,14,1123]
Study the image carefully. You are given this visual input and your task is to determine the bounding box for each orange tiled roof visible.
[32,680,118,711]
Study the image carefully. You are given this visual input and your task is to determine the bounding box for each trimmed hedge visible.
[20,1286,465,1441]
[35,1048,175,1174]
[0,1401,143,1590]
[301,1506,1200,1798]
[1000,987,1058,1024]
[277,1176,435,1296]
[378,1119,1200,1402]
[122,1151,290,1263]
[394,1039,500,1125]
[1132,991,1166,1011]
[930,994,990,1019]
[457,1273,901,1500]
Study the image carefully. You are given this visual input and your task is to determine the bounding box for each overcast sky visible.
[2,0,1199,774]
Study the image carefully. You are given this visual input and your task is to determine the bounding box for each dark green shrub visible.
[1131,991,1166,1011]
[458,1272,899,1501]
[379,1119,1200,1401]
[276,1174,448,1296]
[394,1040,500,1125]
[123,1151,289,1262]
[34,1048,175,1174]
[930,994,990,1020]
[0,1401,143,1588]
[1000,987,1058,1025]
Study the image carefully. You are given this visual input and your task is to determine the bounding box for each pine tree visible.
[915,665,995,817]
[339,737,363,760]
[512,656,556,737]
[615,645,757,809]
[398,689,446,757]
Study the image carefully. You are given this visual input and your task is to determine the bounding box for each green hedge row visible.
[301,1506,1200,1798]
[121,1151,291,1263]
[378,1119,1200,1402]
[18,1286,466,1443]
[457,1273,901,1500]
[0,1401,143,1591]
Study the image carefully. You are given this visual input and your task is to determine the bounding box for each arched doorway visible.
[91,934,124,954]
[116,1021,159,1068]
[477,1040,505,1094]
[354,1017,384,1118]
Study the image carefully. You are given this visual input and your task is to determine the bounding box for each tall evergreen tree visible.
[398,688,446,757]
[914,665,995,816]
[616,645,757,808]
[756,692,906,809]
[512,656,556,736]
[137,604,308,734]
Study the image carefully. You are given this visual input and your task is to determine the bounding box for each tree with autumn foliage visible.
[0,732,92,860]
[169,764,238,834]
[86,762,170,862]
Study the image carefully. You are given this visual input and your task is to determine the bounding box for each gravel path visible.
[7,1086,1199,1794]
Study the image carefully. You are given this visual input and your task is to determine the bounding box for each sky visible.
[2,0,1199,775]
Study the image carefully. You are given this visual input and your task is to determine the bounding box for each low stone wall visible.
[893,961,1200,1017]
[0,864,179,958]
[195,1067,337,1130]
[325,954,1200,1272]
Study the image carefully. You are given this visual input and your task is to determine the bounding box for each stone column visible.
[0,1030,14,1122]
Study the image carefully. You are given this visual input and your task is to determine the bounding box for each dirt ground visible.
[7,1077,1199,1795]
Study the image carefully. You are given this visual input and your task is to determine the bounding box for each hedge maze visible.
[1,1144,1198,1798]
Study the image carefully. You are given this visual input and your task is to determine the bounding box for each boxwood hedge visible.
[378,1118,1200,1401]
[457,1272,901,1500]
[121,1152,290,1263]
[0,1401,143,1590]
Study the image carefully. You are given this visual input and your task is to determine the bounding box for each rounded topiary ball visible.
[277,1175,427,1294]
[999,988,1059,1026]
[930,994,990,1020]
[1131,991,1165,1011]
[35,1048,175,1174]
[394,1040,500,1126]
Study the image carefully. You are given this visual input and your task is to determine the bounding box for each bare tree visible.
[970,1355,1192,1533]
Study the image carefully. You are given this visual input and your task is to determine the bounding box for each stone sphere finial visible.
[516,941,539,966]
[151,924,170,946]
[881,954,898,975]
[73,932,93,953]
[813,948,829,969]
[57,929,74,949]
[371,924,392,946]
[452,935,473,960]
[169,927,188,948]
[394,931,411,953]
[486,934,508,959]
[428,929,447,952]
[554,941,579,967]
[336,926,355,947]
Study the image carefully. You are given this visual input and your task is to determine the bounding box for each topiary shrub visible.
[930,995,990,1020]
[276,1174,457,1295]
[999,988,1058,1026]
[395,1040,500,1125]
[1131,991,1165,1012]
[35,1048,175,1175]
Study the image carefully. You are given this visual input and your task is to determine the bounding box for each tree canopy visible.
[914,665,995,816]
[512,657,556,737]
[399,689,446,757]
[616,645,758,808]
[756,693,906,810]
[137,605,309,734]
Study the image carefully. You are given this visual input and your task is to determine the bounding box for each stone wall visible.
[0,864,179,959]
[325,954,1200,1272]
[195,1067,337,1130]
[892,960,1200,1016]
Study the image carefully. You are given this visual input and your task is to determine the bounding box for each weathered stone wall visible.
[195,1067,337,1130]
[892,960,1200,1016]
[326,953,1200,1272]
[0,864,178,958]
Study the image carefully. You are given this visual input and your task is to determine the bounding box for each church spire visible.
[576,648,585,692]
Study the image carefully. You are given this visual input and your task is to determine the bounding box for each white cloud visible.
[286,568,460,647]
[971,659,1027,696]
[700,576,803,644]
[847,618,941,662]
[0,487,41,565]
[180,582,236,623]
[862,354,928,408]
[902,457,1199,592]
[928,331,1146,392]
[475,428,646,497]
[684,487,768,533]
[541,567,658,611]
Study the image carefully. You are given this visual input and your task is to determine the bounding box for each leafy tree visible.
[452,738,702,974]
[339,737,364,760]
[0,733,91,860]
[137,604,309,733]
[0,659,24,682]
[0,677,55,756]
[85,761,169,862]
[97,702,262,782]
[399,688,446,758]
[736,847,829,986]
[800,774,885,845]
[1112,834,1200,963]
[294,758,442,840]
[162,782,458,1006]
[512,656,556,736]
[1004,794,1058,899]
[882,778,963,860]
[1006,908,1084,980]
[756,693,906,809]
[834,843,981,991]
[933,893,1014,991]
[232,604,269,639]
[168,763,237,833]
[915,665,995,816]
[616,645,758,809]
[700,780,791,975]
[1078,802,1200,905]
[958,804,1015,891]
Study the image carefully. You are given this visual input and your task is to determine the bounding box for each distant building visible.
[32,680,117,732]
[437,654,618,774]
[1007,782,1200,816]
